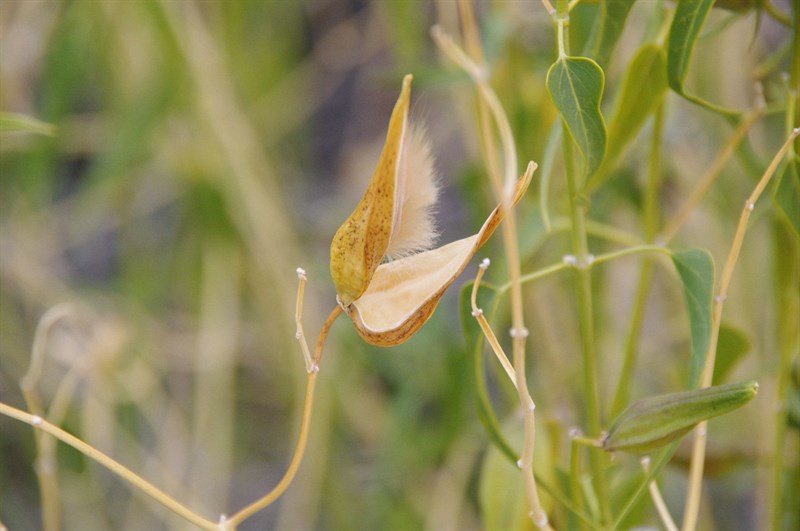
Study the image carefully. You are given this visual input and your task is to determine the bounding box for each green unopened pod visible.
[603,380,758,454]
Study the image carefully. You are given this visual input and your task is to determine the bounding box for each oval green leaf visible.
[672,249,715,388]
[479,417,554,530]
[667,0,740,116]
[546,56,608,178]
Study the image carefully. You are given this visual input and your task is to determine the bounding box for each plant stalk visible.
[228,304,341,528]
[433,12,552,528]
[562,132,611,525]
[0,402,220,531]
[681,129,800,531]
[610,104,664,417]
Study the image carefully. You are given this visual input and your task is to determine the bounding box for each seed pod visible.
[330,75,413,307]
[329,74,535,346]
[603,380,759,454]
[346,168,531,346]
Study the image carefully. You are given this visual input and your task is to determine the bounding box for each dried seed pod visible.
[330,73,534,346]
[603,380,759,454]
[347,167,532,346]
[330,75,413,307]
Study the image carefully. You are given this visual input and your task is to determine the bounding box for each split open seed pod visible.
[330,75,416,307]
[329,74,534,346]
[347,170,531,346]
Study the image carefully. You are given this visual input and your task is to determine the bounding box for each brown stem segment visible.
[228,305,342,529]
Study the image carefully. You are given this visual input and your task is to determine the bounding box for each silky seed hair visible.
[385,123,440,260]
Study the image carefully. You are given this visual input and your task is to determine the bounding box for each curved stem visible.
[642,458,678,531]
[471,260,517,387]
[0,402,220,531]
[433,19,552,530]
[19,304,75,531]
[681,128,800,531]
[590,245,671,266]
[226,372,319,527]
[227,305,341,528]
[659,107,763,244]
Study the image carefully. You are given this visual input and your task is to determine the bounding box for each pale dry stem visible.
[659,107,764,244]
[433,20,551,531]
[19,303,75,531]
[294,268,317,373]
[470,259,517,387]
[641,457,678,531]
[2,269,346,531]
[228,275,342,528]
[0,402,220,531]
[681,128,800,531]
[226,372,320,528]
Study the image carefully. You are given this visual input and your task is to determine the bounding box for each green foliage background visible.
[1,1,797,530]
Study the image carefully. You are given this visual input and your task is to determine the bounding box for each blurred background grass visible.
[0,1,796,530]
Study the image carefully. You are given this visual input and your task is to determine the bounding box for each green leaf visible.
[603,380,759,453]
[588,43,667,190]
[546,56,608,178]
[773,158,800,236]
[667,0,740,116]
[459,281,517,463]
[672,249,715,388]
[479,417,554,530]
[713,323,751,384]
[583,0,637,67]
[0,112,57,136]
[713,0,757,11]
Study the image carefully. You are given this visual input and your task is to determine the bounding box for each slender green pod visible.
[603,380,759,453]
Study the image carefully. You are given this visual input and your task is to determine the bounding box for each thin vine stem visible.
[432,19,552,530]
[641,457,678,531]
[502,244,671,295]
[0,401,220,531]
[681,128,800,531]
[226,374,318,527]
[471,259,517,388]
[659,106,764,244]
[610,103,665,418]
[1,276,344,531]
[227,304,341,529]
[19,303,75,531]
[549,5,611,520]
[563,131,611,526]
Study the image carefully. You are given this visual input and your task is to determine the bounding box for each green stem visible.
[610,104,664,417]
[771,14,799,525]
[609,262,654,417]
[770,222,799,531]
[614,442,680,529]
[590,245,671,266]
[563,129,611,525]
[569,436,586,531]
[681,129,800,531]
